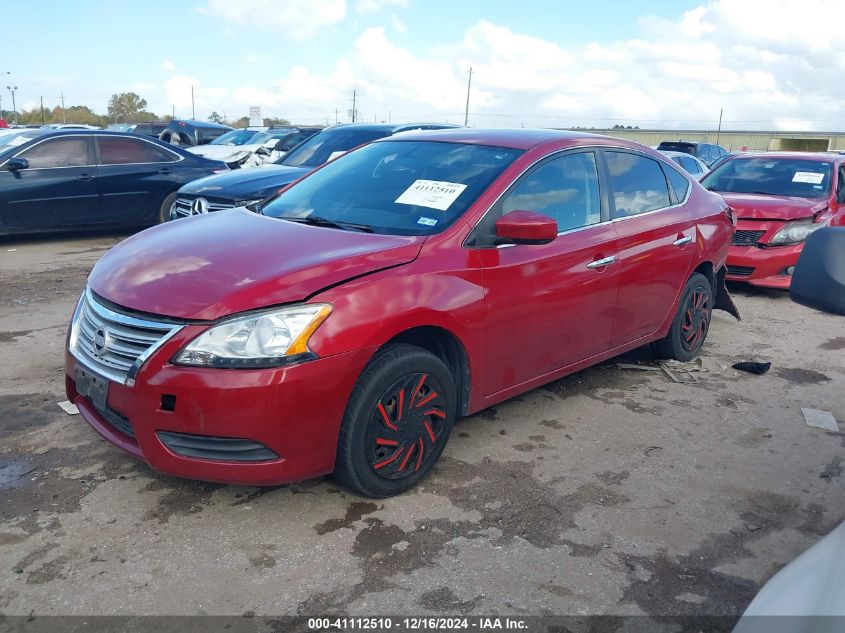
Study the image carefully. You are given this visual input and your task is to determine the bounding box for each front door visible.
[602,150,696,347]
[0,136,98,230]
[471,150,620,396]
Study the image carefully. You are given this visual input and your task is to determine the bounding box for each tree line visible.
[2,92,289,128]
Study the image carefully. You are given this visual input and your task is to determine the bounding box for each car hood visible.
[88,209,425,321]
[177,165,311,200]
[720,193,828,221]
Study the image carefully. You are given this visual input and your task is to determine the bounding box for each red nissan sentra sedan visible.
[66,129,735,497]
[701,152,845,289]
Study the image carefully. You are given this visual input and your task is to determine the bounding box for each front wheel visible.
[158,192,179,224]
[654,272,713,361]
[334,343,456,498]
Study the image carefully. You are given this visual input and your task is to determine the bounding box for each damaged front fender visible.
[714,266,741,320]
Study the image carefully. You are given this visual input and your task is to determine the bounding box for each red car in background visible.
[701,152,845,289]
[66,129,734,497]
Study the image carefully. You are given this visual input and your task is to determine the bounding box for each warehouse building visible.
[564,128,845,152]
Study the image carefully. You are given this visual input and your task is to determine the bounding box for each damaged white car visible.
[186,127,321,169]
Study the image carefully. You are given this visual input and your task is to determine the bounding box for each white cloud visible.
[390,14,406,33]
[156,0,845,131]
[203,0,347,39]
[354,0,407,13]
[162,60,176,71]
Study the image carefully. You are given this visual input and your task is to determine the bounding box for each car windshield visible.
[0,131,43,155]
[701,157,833,199]
[262,140,522,236]
[250,130,292,145]
[278,128,391,168]
[208,129,261,146]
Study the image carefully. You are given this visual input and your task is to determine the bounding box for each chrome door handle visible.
[586,256,616,269]
[673,236,694,247]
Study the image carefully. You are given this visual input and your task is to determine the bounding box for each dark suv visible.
[159,120,233,146]
[657,141,728,167]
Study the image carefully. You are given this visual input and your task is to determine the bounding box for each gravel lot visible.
[1,231,843,620]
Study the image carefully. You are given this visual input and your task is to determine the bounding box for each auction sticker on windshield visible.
[792,171,825,184]
[396,179,468,211]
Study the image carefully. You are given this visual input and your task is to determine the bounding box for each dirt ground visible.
[0,231,843,621]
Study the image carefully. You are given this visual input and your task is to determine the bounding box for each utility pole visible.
[172,105,175,118]
[388,108,391,123]
[61,92,66,123]
[334,107,338,124]
[6,85,17,125]
[191,86,195,120]
[716,108,723,146]
[40,96,45,124]
[351,90,357,123]
[464,66,473,127]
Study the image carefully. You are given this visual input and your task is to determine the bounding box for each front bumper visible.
[725,243,803,289]
[65,335,374,486]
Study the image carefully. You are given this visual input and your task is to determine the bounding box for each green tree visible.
[107,92,148,122]
[229,116,250,128]
[208,111,224,124]
[263,117,291,127]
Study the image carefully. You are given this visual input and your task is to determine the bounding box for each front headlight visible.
[174,304,332,368]
[769,220,826,246]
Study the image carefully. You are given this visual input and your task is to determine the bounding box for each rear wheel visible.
[654,272,713,361]
[334,343,456,498]
[158,192,178,224]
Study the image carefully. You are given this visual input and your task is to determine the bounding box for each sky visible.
[3,0,845,131]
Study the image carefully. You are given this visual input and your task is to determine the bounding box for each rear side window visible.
[502,151,601,232]
[98,136,176,164]
[18,137,92,168]
[663,162,691,201]
[679,156,702,174]
[606,151,671,217]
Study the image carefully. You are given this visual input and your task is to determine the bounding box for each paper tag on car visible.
[6,136,29,147]
[417,216,438,226]
[327,151,346,162]
[395,180,467,211]
[792,171,825,184]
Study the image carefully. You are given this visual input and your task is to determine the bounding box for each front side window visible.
[501,152,601,233]
[701,157,833,199]
[262,140,522,235]
[98,136,176,165]
[606,151,671,217]
[18,137,91,168]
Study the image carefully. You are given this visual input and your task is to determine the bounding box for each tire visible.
[334,343,456,498]
[158,192,179,224]
[653,272,713,361]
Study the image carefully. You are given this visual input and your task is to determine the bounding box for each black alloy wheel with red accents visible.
[366,372,448,479]
[654,272,713,362]
[334,343,457,498]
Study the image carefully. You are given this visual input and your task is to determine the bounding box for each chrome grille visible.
[172,196,236,218]
[69,289,183,385]
[731,229,766,247]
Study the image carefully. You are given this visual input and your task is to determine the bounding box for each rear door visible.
[603,150,696,347]
[473,149,620,394]
[0,135,98,230]
[95,135,180,224]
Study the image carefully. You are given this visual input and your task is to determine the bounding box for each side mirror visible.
[495,210,557,245]
[255,146,271,156]
[789,227,845,316]
[7,157,28,171]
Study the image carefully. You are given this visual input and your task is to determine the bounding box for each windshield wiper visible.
[278,215,375,233]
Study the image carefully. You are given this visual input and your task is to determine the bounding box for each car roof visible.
[377,127,624,151]
[660,150,704,161]
[170,119,233,130]
[324,122,461,133]
[729,151,843,163]
[658,141,700,147]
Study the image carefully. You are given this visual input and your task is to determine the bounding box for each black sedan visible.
[0,130,227,235]
[169,122,460,219]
